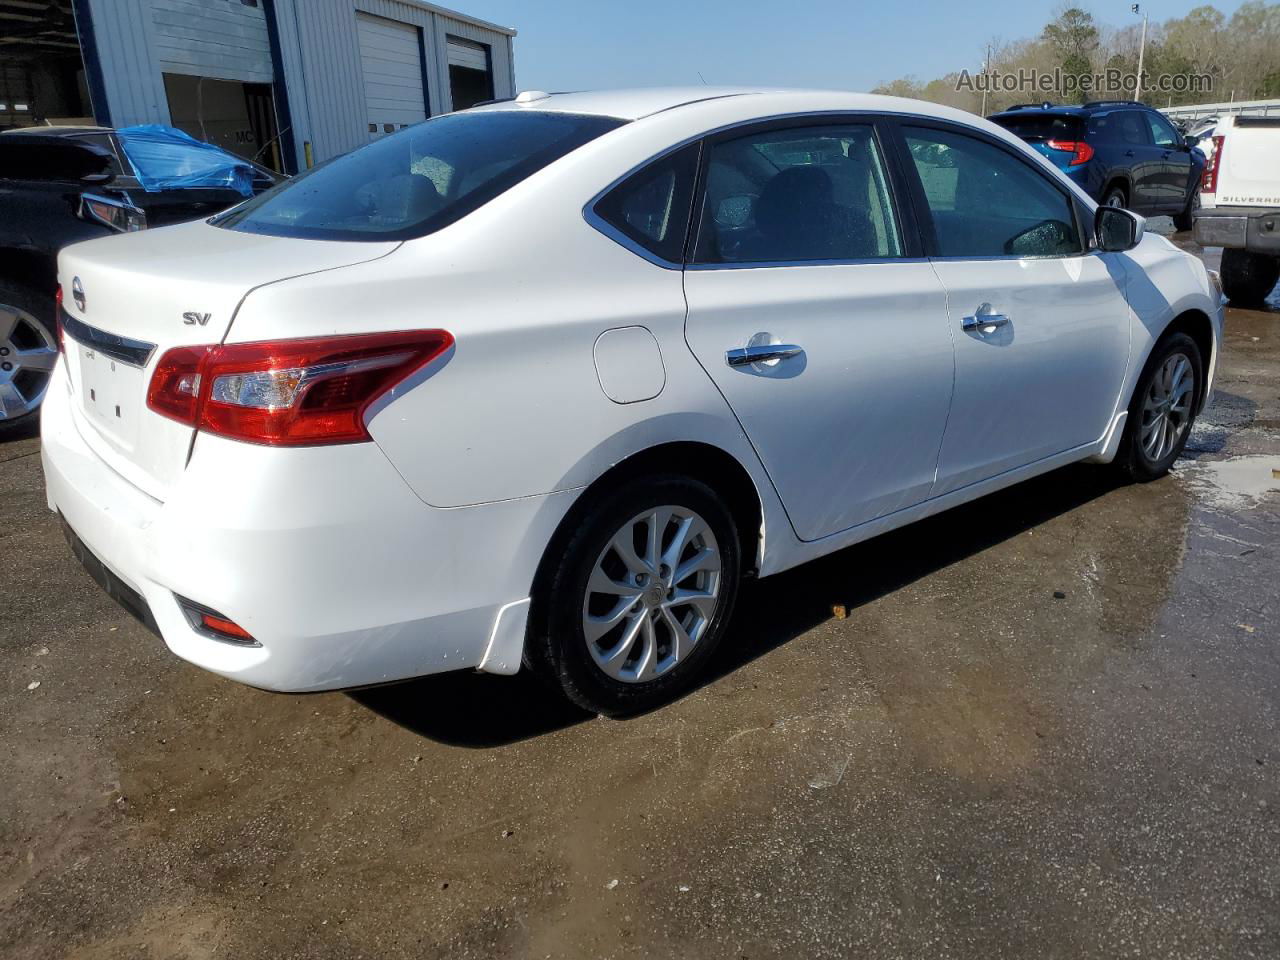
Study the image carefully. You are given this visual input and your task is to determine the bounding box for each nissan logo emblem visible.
[72,277,86,312]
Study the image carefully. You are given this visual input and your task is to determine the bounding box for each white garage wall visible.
[85,0,170,127]
[86,0,516,169]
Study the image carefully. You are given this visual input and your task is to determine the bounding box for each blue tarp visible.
[115,125,255,196]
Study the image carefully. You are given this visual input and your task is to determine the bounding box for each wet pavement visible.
[2,238,1279,959]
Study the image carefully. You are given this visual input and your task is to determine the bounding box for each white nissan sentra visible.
[44,88,1222,714]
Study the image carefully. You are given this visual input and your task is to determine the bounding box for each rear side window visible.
[991,114,1083,141]
[904,125,1082,258]
[692,124,903,265]
[1117,112,1150,146]
[592,143,699,263]
[214,111,625,242]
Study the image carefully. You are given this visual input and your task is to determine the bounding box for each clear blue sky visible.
[460,0,1255,92]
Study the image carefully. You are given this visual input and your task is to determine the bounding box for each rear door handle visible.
[725,344,804,367]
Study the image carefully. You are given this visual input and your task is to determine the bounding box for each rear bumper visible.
[1193,206,1280,254]
[41,361,569,692]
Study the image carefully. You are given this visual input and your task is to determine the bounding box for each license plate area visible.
[75,344,144,449]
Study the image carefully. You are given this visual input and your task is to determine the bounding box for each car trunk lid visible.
[57,220,398,500]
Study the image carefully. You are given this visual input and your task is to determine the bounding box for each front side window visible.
[593,143,699,263]
[214,111,625,242]
[692,124,902,264]
[904,126,1082,258]
[1145,112,1179,147]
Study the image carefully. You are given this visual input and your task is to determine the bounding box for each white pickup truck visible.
[1193,114,1280,306]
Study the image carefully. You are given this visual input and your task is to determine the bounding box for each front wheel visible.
[1116,332,1203,482]
[526,475,741,716]
[1172,187,1199,232]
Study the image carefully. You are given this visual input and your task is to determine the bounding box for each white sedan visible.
[44,88,1223,714]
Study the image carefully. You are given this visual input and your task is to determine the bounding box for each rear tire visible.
[1115,332,1203,482]
[1220,249,1280,307]
[526,475,741,716]
[0,279,58,440]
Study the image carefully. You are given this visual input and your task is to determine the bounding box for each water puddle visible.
[1176,455,1280,512]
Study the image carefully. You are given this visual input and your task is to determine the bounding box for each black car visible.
[989,101,1205,230]
[0,127,278,437]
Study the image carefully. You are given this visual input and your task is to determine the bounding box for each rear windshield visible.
[213,111,625,242]
[991,114,1083,141]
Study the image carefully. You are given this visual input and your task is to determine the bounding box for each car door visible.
[1145,110,1193,212]
[682,119,955,542]
[894,121,1130,496]
[1116,110,1162,211]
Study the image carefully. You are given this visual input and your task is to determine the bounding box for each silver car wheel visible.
[582,505,722,684]
[1140,352,1194,463]
[0,303,58,422]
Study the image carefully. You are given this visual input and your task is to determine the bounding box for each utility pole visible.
[1132,4,1148,102]
[981,43,991,115]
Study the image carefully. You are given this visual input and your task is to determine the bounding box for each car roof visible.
[990,101,1161,119]
[471,87,988,122]
[0,125,115,137]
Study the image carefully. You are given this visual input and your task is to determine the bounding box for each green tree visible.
[1042,7,1101,103]
[1042,7,1100,60]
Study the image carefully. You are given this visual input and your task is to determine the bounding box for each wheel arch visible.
[528,441,767,621]
[1163,308,1215,413]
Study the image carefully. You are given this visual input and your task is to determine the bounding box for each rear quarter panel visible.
[226,114,779,515]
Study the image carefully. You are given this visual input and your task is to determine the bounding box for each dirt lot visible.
[2,238,1279,960]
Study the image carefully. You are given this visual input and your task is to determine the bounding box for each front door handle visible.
[725,343,804,367]
[961,308,1011,333]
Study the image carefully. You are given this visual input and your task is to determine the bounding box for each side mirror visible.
[1095,206,1144,252]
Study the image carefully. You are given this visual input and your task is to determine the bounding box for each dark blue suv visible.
[989,101,1205,230]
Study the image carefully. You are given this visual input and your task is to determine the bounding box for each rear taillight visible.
[78,193,147,233]
[1201,135,1225,193]
[1046,139,1095,166]
[146,331,453,446]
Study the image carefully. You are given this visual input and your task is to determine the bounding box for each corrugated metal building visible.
[1,0,516,173]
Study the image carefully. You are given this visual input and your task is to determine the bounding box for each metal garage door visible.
[356,13,426,139]
[446,37,489,72]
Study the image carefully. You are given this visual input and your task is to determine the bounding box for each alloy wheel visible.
[582,505,722,684]
[0,303,58,422]
[1140,352,1195,463]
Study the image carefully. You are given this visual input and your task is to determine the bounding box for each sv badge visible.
[182,312,212,326]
